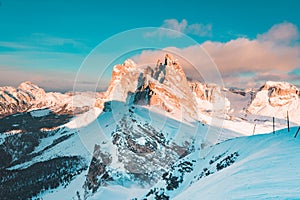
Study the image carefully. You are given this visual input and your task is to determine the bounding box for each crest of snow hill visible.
[1,54,300,200]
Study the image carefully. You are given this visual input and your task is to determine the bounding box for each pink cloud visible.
[202,37,299,74]
[134,22,300,88]
[257,22,299,44]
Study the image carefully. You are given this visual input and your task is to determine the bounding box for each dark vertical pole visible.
[294,127,300,138]
[287,111,290,132]
[273,117,275,134]
[253,124,256,135]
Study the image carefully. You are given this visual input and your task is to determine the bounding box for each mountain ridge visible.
[0,81,99,118]
[1,54,300,199]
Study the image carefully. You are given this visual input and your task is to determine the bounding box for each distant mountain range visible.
[0,54,300,199]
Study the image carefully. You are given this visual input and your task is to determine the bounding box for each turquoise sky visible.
[0,0,299,91]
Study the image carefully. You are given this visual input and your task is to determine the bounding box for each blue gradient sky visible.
[0,0,300,91]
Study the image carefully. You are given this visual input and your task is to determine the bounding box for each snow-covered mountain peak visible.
[98,54,200,121]
[246,81,300,123]
[251,81,300,106]
[123,59,136,68]
[18,81,47,99]
[111,59,136,80]
[18,81,42,91]
[260,81,299,94]
[164,54,185,77]
[0,82,96,117]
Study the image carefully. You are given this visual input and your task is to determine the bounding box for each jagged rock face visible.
[84,103,194,195]
[146,82,181,112]
[189,82,225,103]
[0,81,95,118]
[85,144,112,193]
[248,81,299,109]
[189,82,208,100]
[154,55,198,119]
[110,115,184,176]
[246,81,300,122]
[104,59,140,102]
[98,54,199,120]
[130,76,181,113]
[259,81,299,106]
[189,81,230,114]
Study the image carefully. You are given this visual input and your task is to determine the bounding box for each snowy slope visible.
[41,103,300,200]
[175,128,300,199]
[137,127,300,199]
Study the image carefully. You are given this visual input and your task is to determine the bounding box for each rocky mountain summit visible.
[96,54,229,122]
[100,54,198,118]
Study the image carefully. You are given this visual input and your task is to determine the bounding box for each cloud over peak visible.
[137,22,300,88]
